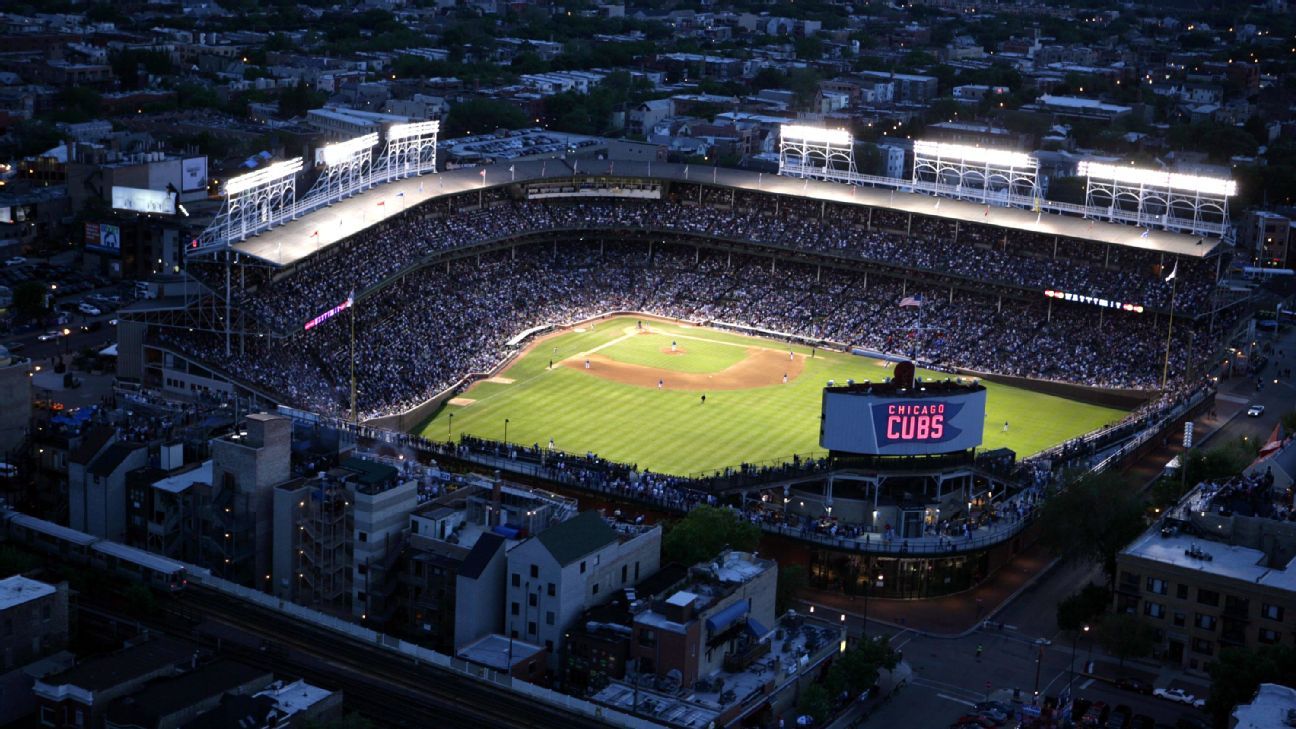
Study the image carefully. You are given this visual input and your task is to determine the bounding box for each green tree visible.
[1056,584,1111,632]
[13,280,48,318]
[776,564,808,615]
[1182,438,1257,486]
[1037,472,1145,587]
[826,637,898,699]
[797,682,832,724]
[1096,613,1154,669]
[1206,645,1296,727]
[444,98,530,138]
[661,506,760,566]
[277,81,327,119]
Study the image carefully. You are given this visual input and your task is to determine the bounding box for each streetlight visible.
[1067,625,1090,715]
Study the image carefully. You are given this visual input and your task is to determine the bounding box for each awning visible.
[746,617,771,641]
[99,343,118,357]
[705,600,748,634]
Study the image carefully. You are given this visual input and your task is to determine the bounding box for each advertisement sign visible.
[821,387,987,455]
[86,222,121,255]
[181,157,208,192]
[112,186,176,215]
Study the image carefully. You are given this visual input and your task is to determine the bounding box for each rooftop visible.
[1232,683,1296,729]
[40,637,194,691]
[536,510,618,566]
[0,575,56,610]
[254,678,334,716]
[104,660,269,725]
[457,634,545,670]
[1123,528,1296,591]
[153,460,212,494]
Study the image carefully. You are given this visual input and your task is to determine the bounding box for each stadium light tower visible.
[778,124,857,183]
[1078,161,1236,238]
[222,158,304,243]
[911,140,1039,205]
[380,120,440,183]
[312,132,379,203]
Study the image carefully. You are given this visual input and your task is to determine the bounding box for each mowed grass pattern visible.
[417,317,1128,476]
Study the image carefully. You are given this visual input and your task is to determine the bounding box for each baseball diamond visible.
[418,315,1127,475]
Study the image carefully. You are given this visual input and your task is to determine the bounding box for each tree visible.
[1096,613,1154,669]
[797,682,832,724]
[1037,472,1145,587]
[444,98,530,138]
[13,280,47,319]
[661,505,760,566]
[1056,584,1111,632]
[826,637,898,699]
[277,81,326,119]
[776,564,808,615]
[1206,645,1296,726]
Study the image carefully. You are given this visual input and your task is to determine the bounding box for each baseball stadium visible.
[114,128,1234,598]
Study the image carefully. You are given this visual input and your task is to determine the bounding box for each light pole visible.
[448,412,454,442]
[504,418,510,445]
[1067,625,1090,715]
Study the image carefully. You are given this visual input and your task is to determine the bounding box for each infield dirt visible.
[561,346,806,390]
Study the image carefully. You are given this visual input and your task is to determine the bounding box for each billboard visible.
[112,186,176,215]
[820,387,986,456]
[85,222,121,255]
[181,157,208,192]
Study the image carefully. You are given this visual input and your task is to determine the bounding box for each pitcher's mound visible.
[448,397,476,407]
[660,347,688,356]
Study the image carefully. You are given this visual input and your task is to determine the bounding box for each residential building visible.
[0,576,71,725]
[629,550,777,688]
[208,413,291,588]
[504,511,661,659]
[0,344,30,457]
[401,479,576,651]
[1031,94,1133,121]
[855,71,938,104]
[33,637,197,729]
[628,99,673,139]
[457,634,550,686]
[102,660,273,729]
[1115,468,1296,671]
[251,679,342,727]
[1239,211,1291,269]
[125,449,210,561]
[68,442,148,541]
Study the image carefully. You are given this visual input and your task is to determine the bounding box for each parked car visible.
[78,303,101,316]
[1115,677,1153,695]
[1247,404,1265,417]
[4,256,26,266]
[1154,688,1205,708]
[1108,704,1132,729]
[1079,700,1109,727]
[36,331,61,341]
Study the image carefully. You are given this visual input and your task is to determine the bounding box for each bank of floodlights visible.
[911,140,1038,204]
[1078,160,1235,237]
[220,158,304,243]
[778,124,856,182]
[320,133,379,167]
[379,120,439,182]
[224,158,304,196]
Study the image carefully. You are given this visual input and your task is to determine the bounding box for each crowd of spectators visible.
[201,189,1221,335]
[166,240,1211,420]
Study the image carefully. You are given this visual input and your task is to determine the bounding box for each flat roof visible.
[457,633,544,669]
[225,160,1218,269]
[152,460,212,494]
[0,575,56,610]
[1233,683,1296,729]
[1122,528,1296,591]
[255,678,334,714]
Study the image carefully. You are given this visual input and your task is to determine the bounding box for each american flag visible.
[899,295,923,307]
[376,200,385,207]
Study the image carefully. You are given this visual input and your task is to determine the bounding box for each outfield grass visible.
[417,316,1128,475]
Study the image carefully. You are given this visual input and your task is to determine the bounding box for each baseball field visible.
[416,315,1128,475]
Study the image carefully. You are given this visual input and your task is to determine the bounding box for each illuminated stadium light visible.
[388,120,440,140]
[1077,161,1237,197]
[780,124,853,146]
[912,140,1035,169]
[320,133,379,166]
[225,158,303,195]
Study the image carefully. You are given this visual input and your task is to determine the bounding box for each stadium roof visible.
[226,159,1220,268]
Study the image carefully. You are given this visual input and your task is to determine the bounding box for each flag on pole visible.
[1165,261,1178,282]
[1140,228,1150,238]
[396,191,405,197]
[480,169,486,178]
[310,230,320,238]
[934,199,941,210]
[1032,195,1041,213]
[347,289,355,307]
[509,164,515,173]
[541,161,547,176]
[684,165,689,179]
[984,205,990,218]
[419,180,424,192]
[376,200,385,207]
[899,295,923,308]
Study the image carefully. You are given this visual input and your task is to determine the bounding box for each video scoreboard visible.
[820,380,987,456]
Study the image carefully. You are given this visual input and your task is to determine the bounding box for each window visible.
[528,621,537,636]
[1263,604,1284,622]
[546,611,555,626]
[1197,589,1220,606]
[511,629,518,639]
[545,640,554,651]
[1144,602,1165,619]
[1146,577,1167,595]
[592,583,599,596]
[40,706,55,727]
[530,564,539,578]
[42,605,51,620]
[357,564,368,575]
[1191,637,1214,656]
[1195,613,1217,631]
[357,531,367,543]
[511,573,520,588]
[1176,584,1189,599]
[635,561,640,581]
[1173,612,1186,627]
[1259,628,1280,644]
[547,582,555,597]
[622,565,628,584]
[638,629,656,647]
[511,602,520,616]
[529,593,537,607]
[580,560,586,574]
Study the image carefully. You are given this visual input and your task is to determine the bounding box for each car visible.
[1080,701,1108,727]
[78,303,101,316]
[4,256,26,266]
[1115,677,1153,695]
[1154,688,1205,708]
[108,318,118,326]
[975,706,1008,724]
[1247,404,1265,417]
[1108,704,1132,729]
[36,331,61,341]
